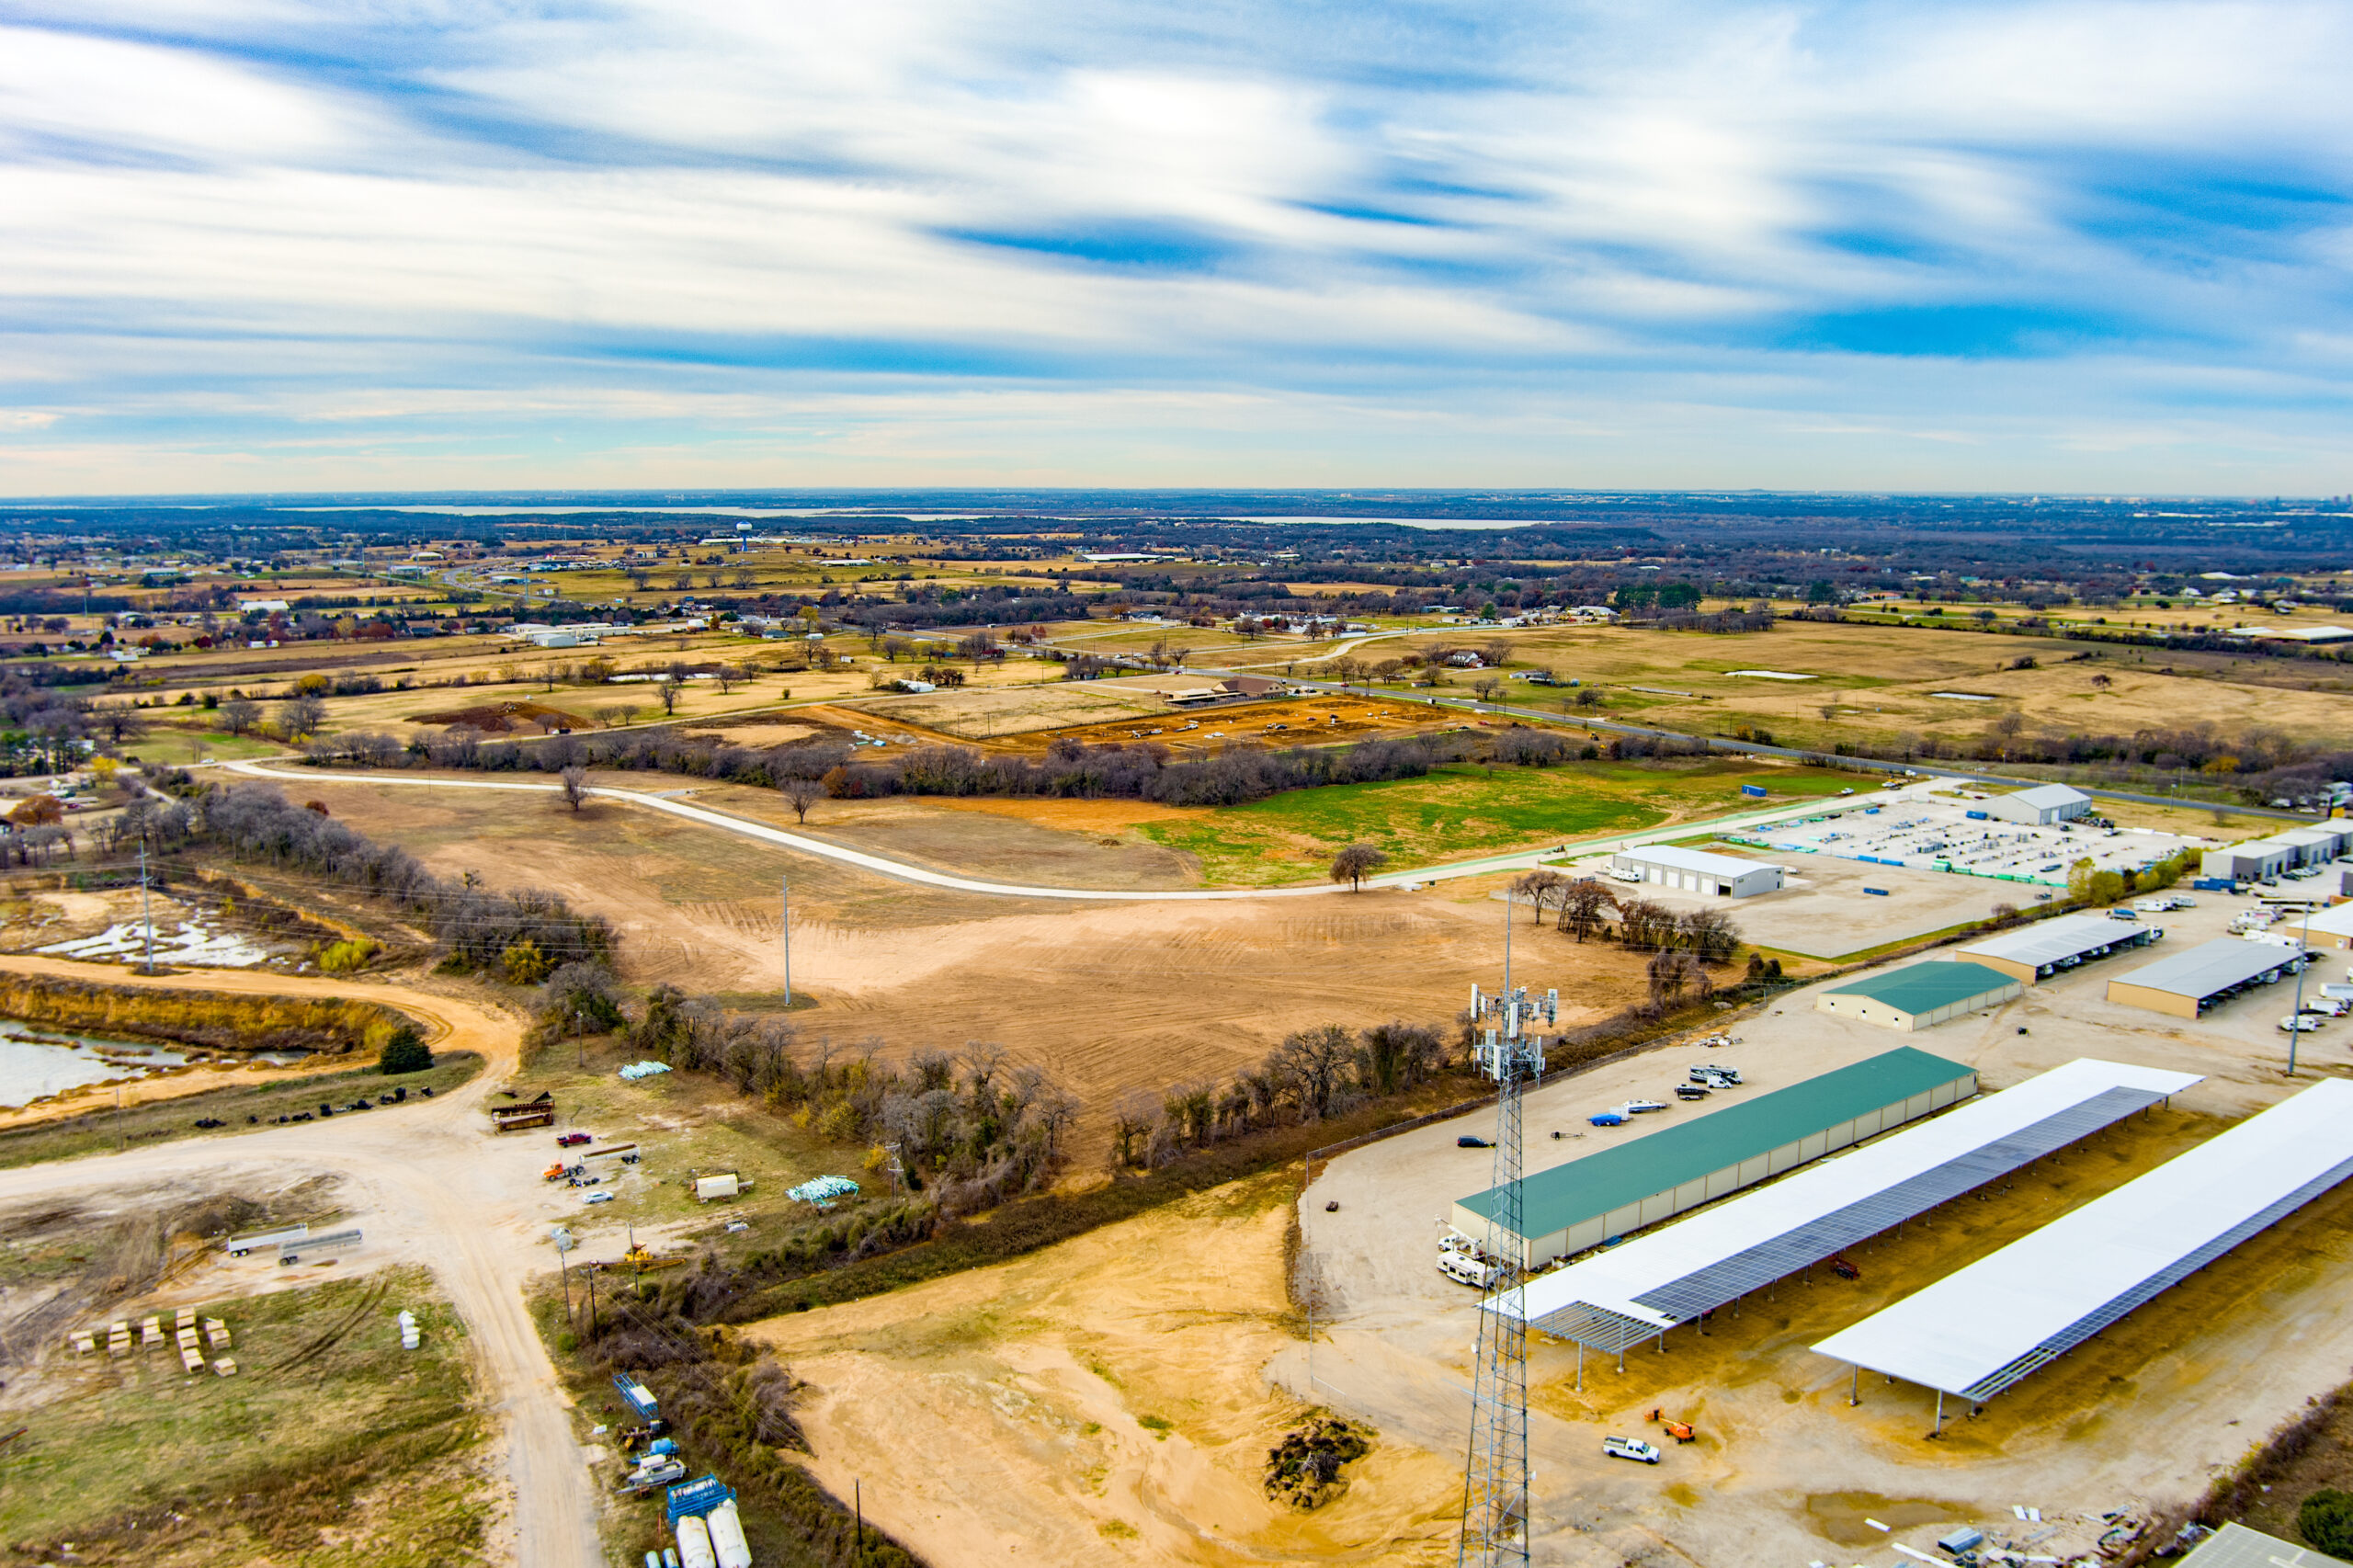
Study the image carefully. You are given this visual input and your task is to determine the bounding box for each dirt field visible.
[265,779,1661,1150]
[746,1165,1464,1567]
[1009,693,1455,756]
[846,680,1169,738]
[1296,897,2353,1568]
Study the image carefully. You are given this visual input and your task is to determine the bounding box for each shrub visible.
[502,937,552,985]
[315,937,380,973]
[2303,1489,2353,1556]
[378,1025,432,1075]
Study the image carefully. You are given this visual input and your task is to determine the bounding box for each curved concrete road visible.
[227,761,1883,902]
[0,960,601,1568]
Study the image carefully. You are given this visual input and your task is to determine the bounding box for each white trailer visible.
[227,1224,307,1257]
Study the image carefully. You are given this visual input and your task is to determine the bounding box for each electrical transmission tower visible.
[1458,934,1555,1568]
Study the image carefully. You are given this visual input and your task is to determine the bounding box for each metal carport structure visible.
[1812,1077,2353,1431]
[1491,1059,2201,1378]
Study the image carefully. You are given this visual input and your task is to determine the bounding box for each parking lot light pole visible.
[2287,901,2316,1077]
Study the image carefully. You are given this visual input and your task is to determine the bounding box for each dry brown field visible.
[282,778,1655,1149]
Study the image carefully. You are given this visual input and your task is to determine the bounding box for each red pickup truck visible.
[556,1132,592,1147]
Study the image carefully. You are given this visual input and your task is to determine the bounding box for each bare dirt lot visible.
[1009,693,1461,757]
[745,1165,1463,1568]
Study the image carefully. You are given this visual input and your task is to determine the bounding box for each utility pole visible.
[780,876,792,1005]
[137,835,155,975]
[1458,910,1557,1568]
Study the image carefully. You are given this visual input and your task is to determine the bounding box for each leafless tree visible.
[1678,906,1742,964]
[773,776,824,823]
[220,697,260,736]
[1648,949,1703,1006]
[1616,896,1679,950]
[1266,1024,1355,1121]
[1556,878,1618,942]
[278,692,328,739]
[559,765,589,812]
[657,676,682,716]
[1510,869,1567,925]
[1330,841,1387,892]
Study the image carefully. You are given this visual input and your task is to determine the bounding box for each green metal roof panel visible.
[1458,1047,1975,1242]
[1817,961,2018,1015]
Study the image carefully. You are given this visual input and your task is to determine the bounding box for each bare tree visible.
[559,765,589,812]
[1678,906,1742,964]
[656,676,682,716]
[1510,869,1567,925]
[1617,896,1678,950]
[1556,878,1618,942]
[779,777,824,824]
[219,697,260,736]
[278,693,328,739]
[1330,842,1388,892]
[1648,949,1702,1006]
[1266,1024,1355,1121]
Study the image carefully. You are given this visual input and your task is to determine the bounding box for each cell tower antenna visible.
[1458,918,1556,1568]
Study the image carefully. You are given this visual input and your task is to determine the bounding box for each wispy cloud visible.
[1,0,2349,492]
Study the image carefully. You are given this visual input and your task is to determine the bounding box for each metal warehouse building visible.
[2203,824,2348,881]
[1452,1047,1977,1267]
[1951,914,2162,984]
[1982,783,2093,825]
[1608,844,1784,898]
[2105,937,2310,1018]
[1814,962,2023,1030]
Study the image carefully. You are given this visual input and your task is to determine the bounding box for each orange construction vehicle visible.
[1645,1409,1697,1443]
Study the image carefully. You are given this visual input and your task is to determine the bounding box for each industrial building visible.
[2104,937,2312,1018]
[2205,824,2347,881]
[2293,902,2353,950]
[1452,1048,1975,1267]
[1814,962,2022,1030]
[1607,844,1784,898]
[1501,1058,2201,1362]
[1813,1077,2353,1425]
[1982,783,2093,825]
[1950,913,2162,984]
[2177,1523,2352,1568]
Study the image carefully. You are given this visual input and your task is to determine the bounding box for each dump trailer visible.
[227,1224,306,1257]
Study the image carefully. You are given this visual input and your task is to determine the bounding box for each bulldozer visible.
[620,1239,685,1274]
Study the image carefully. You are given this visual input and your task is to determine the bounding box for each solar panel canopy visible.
[1495,1059,2202,1355]
[1813,1077,2353,1401]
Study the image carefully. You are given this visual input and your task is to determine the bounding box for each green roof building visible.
[1815,961,2023,1031]
[1453,1046,1978,1264]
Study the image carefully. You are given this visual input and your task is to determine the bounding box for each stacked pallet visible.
[107,1321,130,1357]
[203,1318,232,1351]
[67,1329,96,1356]
[137,1315,162,1349]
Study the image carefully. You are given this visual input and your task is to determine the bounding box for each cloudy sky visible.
[2,0,2348,494]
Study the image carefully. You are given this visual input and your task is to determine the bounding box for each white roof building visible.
[1813,1077,2353,1407]
[1983,783,2092,824]
[1608,844,1783,898]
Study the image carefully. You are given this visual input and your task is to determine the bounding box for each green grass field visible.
[1139,760,1859,886]
[0,1265,487,1563]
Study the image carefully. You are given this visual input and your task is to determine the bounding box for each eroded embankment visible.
[0,971,421,1054]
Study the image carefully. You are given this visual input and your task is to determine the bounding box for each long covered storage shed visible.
[1814,962,2022,1030]
[1951,914,2161,984]
[1813,1077,2353,1425]
[1452,1047,1976,1267]
[2105,937,2311,1018]
[1496,1058,2201,1361]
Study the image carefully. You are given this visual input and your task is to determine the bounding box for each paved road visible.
[228,762,1889,901]
[0,960,601,1568]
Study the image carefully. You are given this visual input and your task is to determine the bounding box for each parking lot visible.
[1724,786,2205,888]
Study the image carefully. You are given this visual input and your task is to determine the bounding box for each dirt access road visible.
[0,956,600,1568]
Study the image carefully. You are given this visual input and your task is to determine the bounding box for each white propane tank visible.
[645,1553,662,1568]
[663,1551,680,1568]
[676,1515,718,1568]
[705,1500,753,1568]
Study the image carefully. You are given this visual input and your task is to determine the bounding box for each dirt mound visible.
[1264,1416,1371,1509]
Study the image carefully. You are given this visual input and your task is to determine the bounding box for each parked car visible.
[2280,1015,2326,1033]
[2106,908,2139,921]
[1458,1135,1491,1148]
[556,1132,593,1147]
[584,1190,616,1203]
[1690,1065,1742,1085]
[1602,1437,1663,1465]
[1674,1085,1711,1101]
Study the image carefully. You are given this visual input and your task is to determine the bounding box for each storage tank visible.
[705,1500,753,1568]
[675,1515,717,1568]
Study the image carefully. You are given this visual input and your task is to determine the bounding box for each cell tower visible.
[1458,918,1555,1568]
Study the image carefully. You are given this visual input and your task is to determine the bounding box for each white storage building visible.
[1608,844,1783,898]
[1950,914,2162,984]
[2203,838,2298,882]
[1983,784,2092,825]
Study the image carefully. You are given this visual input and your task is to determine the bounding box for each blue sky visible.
[1,0,2348,494]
